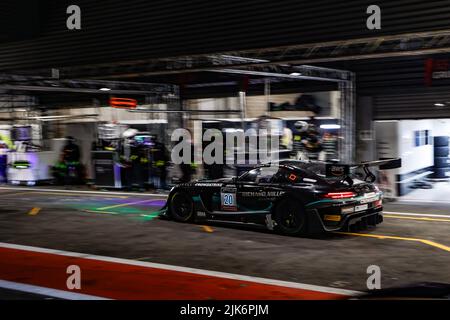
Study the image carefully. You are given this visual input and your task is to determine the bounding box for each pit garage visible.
[0,1,449,301]
[361,60,450,203]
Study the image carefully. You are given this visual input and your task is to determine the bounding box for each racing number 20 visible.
[223,193,234,206]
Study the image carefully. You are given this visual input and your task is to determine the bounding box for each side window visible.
[239,168,260,183]
[238,166,279,183]
[257,166,279,183]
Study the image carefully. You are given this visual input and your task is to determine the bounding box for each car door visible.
[235,166,279,212]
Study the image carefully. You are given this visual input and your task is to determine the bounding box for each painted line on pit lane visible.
[28,207,41,216]
[336,232,450,252]
[383,211,450,218]
[0,191,31,197]
[393,198,450,204]
[0,186,168,198]
[0,280,110,300]
[0,190,129,199]
[202,225,214,233]
[83,210,119,215]
[384,214,450,223]
[140,213,160,220]
[0,242,360,298]
[97,199,165,211]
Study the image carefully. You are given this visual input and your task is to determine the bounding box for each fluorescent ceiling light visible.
[320,124,341,129]
[99,88,111,91]
[290,72,302,76]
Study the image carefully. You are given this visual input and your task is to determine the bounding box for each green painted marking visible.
[139,212,161,221]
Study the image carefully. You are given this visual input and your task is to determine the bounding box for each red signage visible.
[425,58,450,86]
[109,98,137,109]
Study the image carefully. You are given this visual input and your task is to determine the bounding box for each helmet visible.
[122,128,138,139]
[294,121,309,133]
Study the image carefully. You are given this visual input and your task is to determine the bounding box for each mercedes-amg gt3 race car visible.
[160,159,401,235]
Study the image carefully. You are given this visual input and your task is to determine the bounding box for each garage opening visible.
[373,88,450,202]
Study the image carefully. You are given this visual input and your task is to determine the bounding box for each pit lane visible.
[0,187,449,298]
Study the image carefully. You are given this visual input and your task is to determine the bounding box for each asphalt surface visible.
[0,187,449,298]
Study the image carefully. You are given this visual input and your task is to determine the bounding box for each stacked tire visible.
[433,136,450,179]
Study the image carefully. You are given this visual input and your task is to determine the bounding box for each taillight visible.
[374,199,383,207]
[323,192,356,199]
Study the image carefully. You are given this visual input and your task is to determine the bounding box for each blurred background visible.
[2,0,450,201]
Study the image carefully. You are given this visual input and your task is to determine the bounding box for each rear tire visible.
[273,198,307,236]
[169,191,195,222]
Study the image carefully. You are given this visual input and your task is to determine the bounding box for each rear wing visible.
[326,158,401,183]
[352,158,402,170]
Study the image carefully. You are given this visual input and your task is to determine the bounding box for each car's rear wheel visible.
[169,191,195,222]
[274,198,307,235]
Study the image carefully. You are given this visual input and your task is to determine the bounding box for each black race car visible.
[159,159,401,235]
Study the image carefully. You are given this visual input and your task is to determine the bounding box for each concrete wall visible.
[432,119,450,137]
[397,120,434,175]
[375,119,438,197]
[375,120,435,175]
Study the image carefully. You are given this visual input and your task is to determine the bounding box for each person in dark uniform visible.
[151,138,169,189]
[129,138,148,190]
[54,136,83,184]
[62,136,81,163]
[178,138,196,183]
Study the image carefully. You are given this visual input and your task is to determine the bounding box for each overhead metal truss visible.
[220,29,450,65]
[0,75,178,96]
[0,76,180,114]
[0,76,184,138]
[34,29,450,80]
[212,65,353,83]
